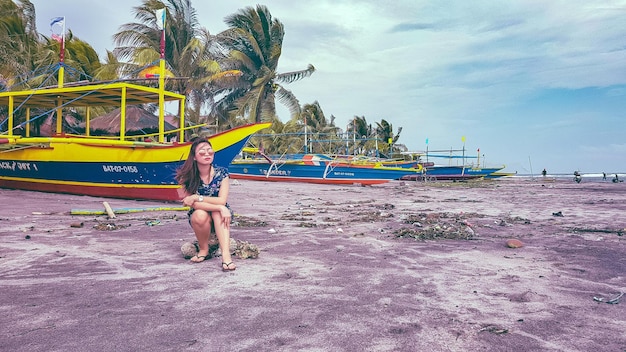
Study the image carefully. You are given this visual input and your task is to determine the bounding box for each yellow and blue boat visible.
[0,71,269,201]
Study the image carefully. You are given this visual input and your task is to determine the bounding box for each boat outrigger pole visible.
[54,16,66,134]
[157,8,167,143]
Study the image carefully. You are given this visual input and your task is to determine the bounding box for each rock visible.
[235,240,260,259]
[180,242,198,259]
[182,237,255,259]
[506,239,524,248]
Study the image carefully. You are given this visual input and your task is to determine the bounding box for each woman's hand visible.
[182,195,197,207]
[220,205,231,229]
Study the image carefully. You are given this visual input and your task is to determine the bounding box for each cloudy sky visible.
[30,0,626,174]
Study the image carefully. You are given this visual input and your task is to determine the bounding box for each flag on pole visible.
[50,17,64,27]
[50,16,65,43]
[156,8,166,30]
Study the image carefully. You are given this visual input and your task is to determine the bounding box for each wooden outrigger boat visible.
[229,150,423,185]
[398,149,505,181]
[0,62,269,201]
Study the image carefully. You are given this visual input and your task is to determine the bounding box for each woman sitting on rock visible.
[175,138,236,271]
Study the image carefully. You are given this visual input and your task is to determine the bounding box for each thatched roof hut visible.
[81,106,176,134]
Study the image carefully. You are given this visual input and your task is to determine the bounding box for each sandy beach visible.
[0,178,624,352]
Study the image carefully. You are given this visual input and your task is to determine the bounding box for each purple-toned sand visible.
[0,178,624,351]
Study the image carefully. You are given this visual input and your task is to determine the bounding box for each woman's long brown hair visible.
[175,138,212,194]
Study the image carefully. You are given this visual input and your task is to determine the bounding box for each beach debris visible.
[103,201,116,219]
[572,227,624,236]
[267,228,277,234]
[93,222,130,231]
[70,222,84,228]
[24,235,31,240]
[510,216,531,224]
[346,209,395,223]
[234,215,268,227]
[71,206,189,216]
[394,212,480,241]
[593,292,623,304]
[506,239,524,248]
[552,211,563,217]
[479,325,509,334]
[145,219,161,226]
[607,292,624,304]
[235,240,260,259]
[336,228,344,233]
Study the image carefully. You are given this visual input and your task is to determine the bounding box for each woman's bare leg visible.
[212,211,235,270]
[190,210,212,262]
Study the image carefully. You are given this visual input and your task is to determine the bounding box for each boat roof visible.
[0,81,186,109]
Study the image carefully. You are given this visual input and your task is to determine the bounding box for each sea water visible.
[513,172,625,183]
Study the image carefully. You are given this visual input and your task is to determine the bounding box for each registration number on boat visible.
[0,161,39,171]
[102,165,139,173]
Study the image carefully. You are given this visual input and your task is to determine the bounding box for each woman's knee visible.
[191,210,212,226]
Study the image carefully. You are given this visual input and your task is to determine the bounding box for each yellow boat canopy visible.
[0,81,186,142]
[0,81,184,108]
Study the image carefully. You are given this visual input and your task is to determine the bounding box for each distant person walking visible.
[542,168,547,177]
[603,172,607,181]
[574,170,582,183]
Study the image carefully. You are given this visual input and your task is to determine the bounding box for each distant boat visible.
[399,149,505,181]
[0,62,270,201]
[229,152,423,185]
[485,171,516,179]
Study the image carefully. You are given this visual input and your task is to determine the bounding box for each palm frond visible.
[275,64,315,84]
[275,85,301,118]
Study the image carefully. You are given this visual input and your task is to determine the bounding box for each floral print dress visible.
[187,165,233,221]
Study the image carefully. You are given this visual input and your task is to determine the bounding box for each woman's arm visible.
[192,177,230,211]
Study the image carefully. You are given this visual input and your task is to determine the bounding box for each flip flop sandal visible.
[190,254,208,263]
[222,262,236,271]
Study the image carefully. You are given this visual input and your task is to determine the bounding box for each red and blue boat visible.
[229,152,423,185]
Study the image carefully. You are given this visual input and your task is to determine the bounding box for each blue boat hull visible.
[229,160,421,185]
[401,165,504,181]
[0,123,269,200]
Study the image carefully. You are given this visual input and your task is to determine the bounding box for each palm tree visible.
[375,119,402,157]
[346,115,372,155]
[300,101,341,154]
[217,4,315,123]
[37,32,102,84]
[110,0,220,127]
[0,0,40,91]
